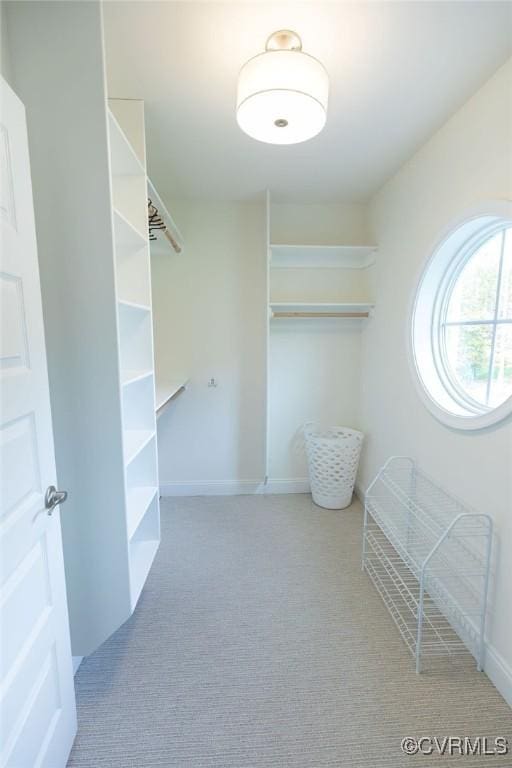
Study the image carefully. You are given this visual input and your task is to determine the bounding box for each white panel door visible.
[0,77,77,768]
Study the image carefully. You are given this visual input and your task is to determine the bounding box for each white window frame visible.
[410,201,512,431]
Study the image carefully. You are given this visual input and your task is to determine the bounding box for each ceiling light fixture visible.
[236,30,329,145]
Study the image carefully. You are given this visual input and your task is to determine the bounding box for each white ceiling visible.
[103,1,512,204]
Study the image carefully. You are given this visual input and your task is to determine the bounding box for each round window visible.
[411,202,512,430]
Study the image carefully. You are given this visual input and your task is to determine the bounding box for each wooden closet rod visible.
[164,228,182,254]
[148,197,182,254]
[156,385,186,415]
[272,311,369,319]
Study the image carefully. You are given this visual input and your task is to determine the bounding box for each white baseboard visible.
[159,480,265,497]
[160,478,312,497]
[484,643,512,709]
[72,656,83,675]
[159,478,369,498]
[263,478,311,494]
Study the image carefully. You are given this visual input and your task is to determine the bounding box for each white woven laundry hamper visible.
[304,423,364,509]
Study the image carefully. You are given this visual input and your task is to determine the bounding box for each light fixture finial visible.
[265,30,302,52]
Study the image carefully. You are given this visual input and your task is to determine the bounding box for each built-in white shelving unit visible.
[109,97,160,615]
[265,194,379,483]
[269,242,377,319]
[54,96,160,655]
[14,11,163,658]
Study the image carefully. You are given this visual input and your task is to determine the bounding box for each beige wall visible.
[154,199,370,490]
[270,202,368,246]
[1,2,12,83]
[361,58,512,697]
[152,200,267,492]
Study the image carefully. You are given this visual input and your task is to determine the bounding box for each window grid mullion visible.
[485,231,506,405]
[442,318,512,327]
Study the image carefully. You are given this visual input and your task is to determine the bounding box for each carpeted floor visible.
[68,495,512,767]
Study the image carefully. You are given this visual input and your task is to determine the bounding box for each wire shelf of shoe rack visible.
[362,456,493,673]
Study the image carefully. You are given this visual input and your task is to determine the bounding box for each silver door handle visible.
[45,485,68,515]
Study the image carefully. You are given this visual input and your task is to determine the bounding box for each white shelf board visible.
[118,298,151,314]
[108,110,146,178]
[113,207,147,252]
[155,379,188,413]
[270,301,374,314]
[126,486,158,540]
[124,429,155,466]
[130,538,159,608]
[121,369,153,387]
[270,244,377,269]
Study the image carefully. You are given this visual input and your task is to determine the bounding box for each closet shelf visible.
[155,379,189,415]
[108,109,146,178]
[126,486,158,540]
[113,207,147,252]
[124,429,155,466]
[118,298,151,314]
[270,302,374,319]
[121,369,153,387]
[270,244,377,269]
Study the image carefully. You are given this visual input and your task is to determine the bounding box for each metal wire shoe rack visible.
[362,457,493,673]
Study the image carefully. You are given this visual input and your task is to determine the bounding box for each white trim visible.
[408,199,512,431]
[159,478,374,498]
[264,478,311,494]
[264,189,271,481]
[72,657,83,675]
[159,480,266,497]
[483,643,512,709]
[353,482,365,503]
[159,478,312,496]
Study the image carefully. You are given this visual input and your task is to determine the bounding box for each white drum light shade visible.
[236,31,329,145]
